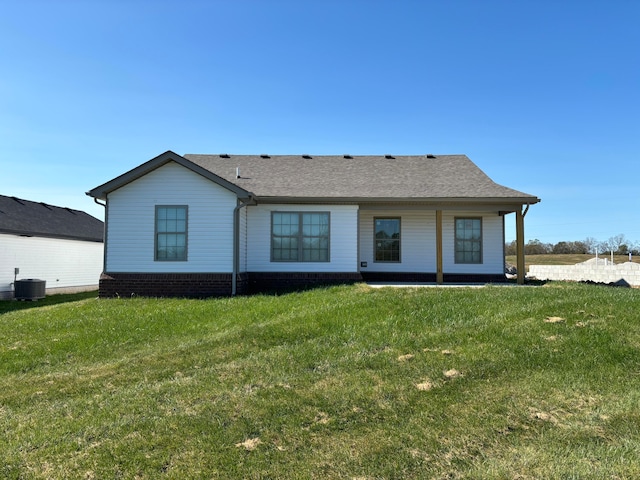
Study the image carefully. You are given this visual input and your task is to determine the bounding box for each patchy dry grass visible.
[1,283,640,478]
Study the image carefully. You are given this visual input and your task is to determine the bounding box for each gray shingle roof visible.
[87,151,539,207]
[0,195,104,242]
[184,153,539,203]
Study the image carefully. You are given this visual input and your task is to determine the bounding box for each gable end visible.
[87,151,253,200]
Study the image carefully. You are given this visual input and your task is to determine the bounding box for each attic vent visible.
[384,155,395,159]
[260,154,270,159]
[302,154,312,159]
[65,207,77,215]
[219,154,230,158]
[427,154,436,158]
[343,154,353,159]
[40,202,53,210]
[11,197,25,205]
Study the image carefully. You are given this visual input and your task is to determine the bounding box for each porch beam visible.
[358,204,524,213]
[516,207,525,285]
[436,210,443,284]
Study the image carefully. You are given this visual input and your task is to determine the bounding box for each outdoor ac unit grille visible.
[14,279,46,301]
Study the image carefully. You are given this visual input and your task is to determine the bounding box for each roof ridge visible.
[185,153,461,157]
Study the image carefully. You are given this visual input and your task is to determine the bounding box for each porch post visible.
[516,207,526,285]
[436,210,443,284]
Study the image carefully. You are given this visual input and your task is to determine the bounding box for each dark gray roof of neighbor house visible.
[184,153,540,204]
[0,195,104,242]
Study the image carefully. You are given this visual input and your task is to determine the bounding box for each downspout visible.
[93,197,107,276]
[232,196,254,296]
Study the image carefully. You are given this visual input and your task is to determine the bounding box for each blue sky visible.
[1,0,638,246]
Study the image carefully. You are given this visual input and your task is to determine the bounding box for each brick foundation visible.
[99,272,248,298]
[99,270,507,298]
[98,272,360,298]
[247,272,363,293]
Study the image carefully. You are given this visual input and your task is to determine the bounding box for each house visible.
[87,150,539,297]
[0,195,104,299]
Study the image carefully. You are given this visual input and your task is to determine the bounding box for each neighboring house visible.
[0,195,104,300]
[87,150,539,297]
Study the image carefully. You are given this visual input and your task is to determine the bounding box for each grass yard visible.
[1,283,640,479]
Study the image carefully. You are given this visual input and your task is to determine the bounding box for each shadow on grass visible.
[0,290,98,315]
[246,281,364,297]
[504,277,548,286]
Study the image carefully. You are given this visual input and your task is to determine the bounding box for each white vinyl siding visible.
[103,159,506,278]
[443,212,503,274]
[247,204,358,272]
[105,161,237,273]
[359,210,437,272]
[359,210,504,275]
[0,234,103,299]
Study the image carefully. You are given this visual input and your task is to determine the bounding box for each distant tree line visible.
[505,234,640,256]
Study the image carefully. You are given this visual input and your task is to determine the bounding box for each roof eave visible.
[255,196,541,206]
[87,150,252,200]
[0,228,104,242]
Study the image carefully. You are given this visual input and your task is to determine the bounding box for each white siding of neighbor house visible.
[246,204,359,272]
[358,209,504,274]
[105,161,237,273]
[359,210,437,272]
[0,234,103,299]
[442,212,504,274]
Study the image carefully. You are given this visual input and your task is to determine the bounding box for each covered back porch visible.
[356,203,530,285]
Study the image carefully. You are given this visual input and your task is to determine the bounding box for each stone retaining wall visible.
[529,259,640,287]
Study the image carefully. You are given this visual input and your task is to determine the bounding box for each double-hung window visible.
[155,206,188,261]
[455,217,482,263]
[272,212,330,262]
[374,218,401,262]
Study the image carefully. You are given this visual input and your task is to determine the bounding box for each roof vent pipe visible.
[236,167,241,179]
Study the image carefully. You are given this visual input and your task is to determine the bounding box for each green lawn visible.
[1,283,640,479]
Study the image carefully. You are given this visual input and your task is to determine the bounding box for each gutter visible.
[232,195,255,296]
[256,196,541,206]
